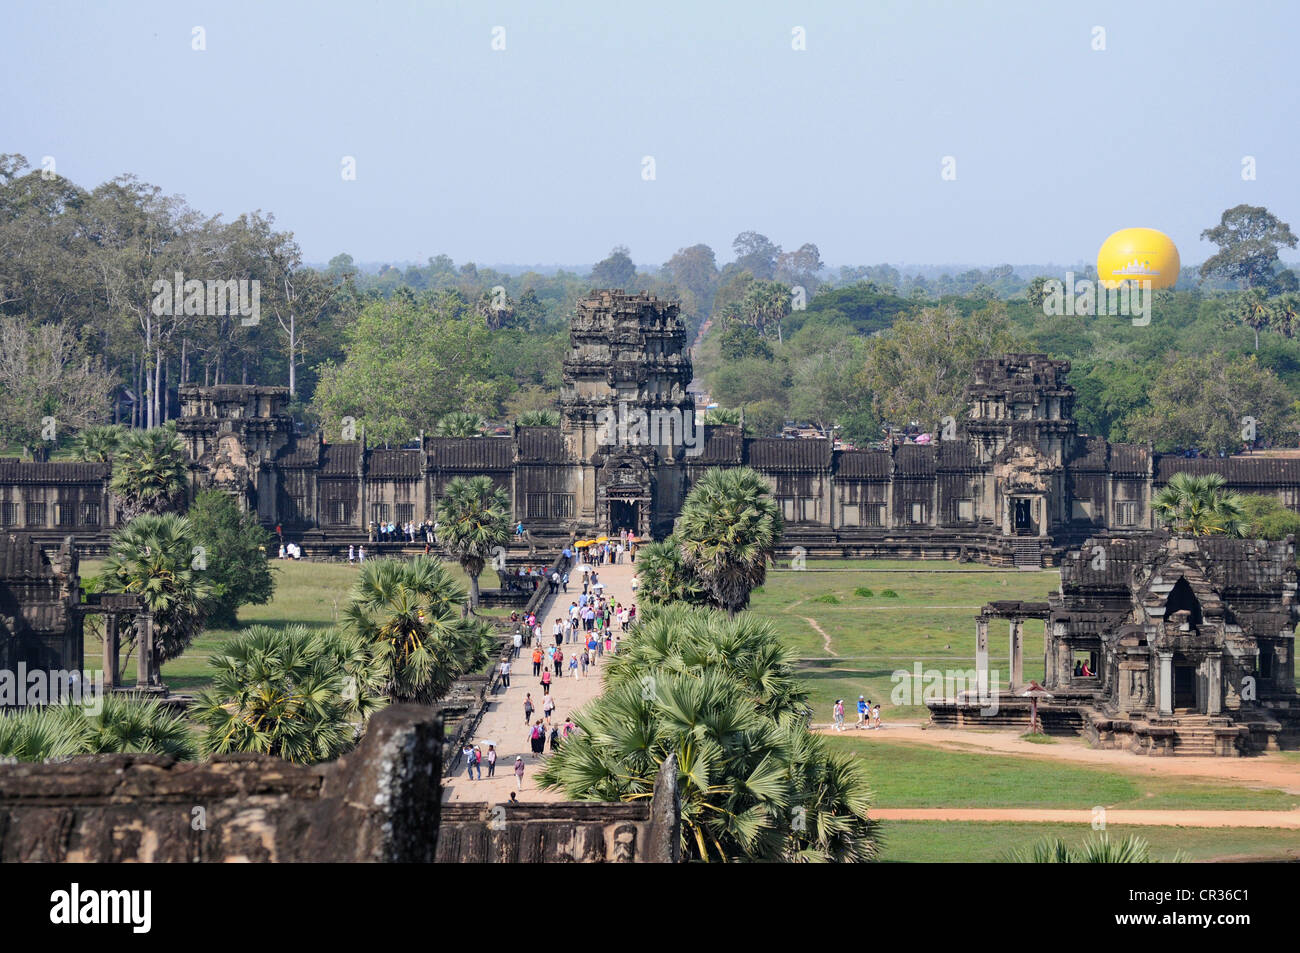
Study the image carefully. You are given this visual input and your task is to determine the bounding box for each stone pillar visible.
[1157,651,1173,714]
[1008,620,1023,690]
[136,613,155,689]
[975,617,989,697]
[1206,652,1222,716]
[102,615,118,690]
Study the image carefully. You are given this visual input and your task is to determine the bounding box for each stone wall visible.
[0,704,681,863]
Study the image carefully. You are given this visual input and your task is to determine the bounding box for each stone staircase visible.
[1012,538,1043,569]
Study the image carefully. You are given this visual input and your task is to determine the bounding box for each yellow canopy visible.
[595,536,609,543]
[574,540,593,548]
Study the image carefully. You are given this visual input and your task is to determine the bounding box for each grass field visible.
[752,562,1060,720]
[879,822,1298,862]
[80,558,501,693]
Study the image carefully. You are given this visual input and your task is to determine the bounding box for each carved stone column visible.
[975,617,989,697]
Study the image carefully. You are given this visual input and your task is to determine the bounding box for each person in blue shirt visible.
[856,696,868,729]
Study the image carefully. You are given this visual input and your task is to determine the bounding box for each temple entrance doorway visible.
[609,499,639,536]
[1173,658,1198,711]
[1013,498,1035,535]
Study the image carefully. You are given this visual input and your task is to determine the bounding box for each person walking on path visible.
[532,646,543,677]
[833,699,845,731]
[856,696,868,729]
[542,692,555,724]
[554,647,564,678]
[541,667,552,693]
[463,743,475,780]
[499,657,511,688]
[528,720,546,759]
[486,745,497,778]
[514,756,526,789]
[523,693,535,726]
[512,628,522,658]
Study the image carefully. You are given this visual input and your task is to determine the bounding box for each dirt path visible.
[442,557,637,804]
[872,808,1300,828]
[816,723,1300,794]
[802,617,837,657]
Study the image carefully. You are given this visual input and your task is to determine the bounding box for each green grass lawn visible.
[826,737,1300,811]
[752,561,1059,719]
[879,822,1299,862]
[81,558,502,694]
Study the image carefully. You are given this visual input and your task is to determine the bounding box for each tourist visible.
[358,546,366,563]
[348,544,355,565]
[499,656,511,688]
[580,650,589,676]
[587,634,598,666]
[509,791,520,805]
[856,696,868,729]
[833,699,845,731]
[554,647,564,677]
[473,745,483,779]
[549,722,561,752]
[531,646,543,677]
[514,756,526,789]
[523,693,535,726]
[542,692,555,723]
[463,743,475,779]
[529,720,546,759]
[486,745,497,778]
[554,617,564,645]
[541,667,552,693]
[569,652,579,679]
[512,628,522,659]
[871,704,882,729]
[562,716,576,739]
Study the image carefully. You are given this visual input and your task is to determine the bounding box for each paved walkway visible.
[442,556,640,803]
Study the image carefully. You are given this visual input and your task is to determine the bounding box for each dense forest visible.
[3,153,1299,456]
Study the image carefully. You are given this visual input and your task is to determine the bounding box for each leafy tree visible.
[539,606,878,862]
[662,244,719,313]
[109,423,188,520]
[732,231,780,280]
[434,411,485,437]
[590,245,637,289]
[861,303,1025,430]
[312,296,502,445]
[342,557,491,702]
[676,467,782,616]
[435,475,512,610]
[1127,353,1295,454]
[193,625,385,764]
[186,489,276,627]
[100,513,212,674]
[1200,205,1298,291]
[0,697,197,761]
[1238,494,1300,540]
[0,316,115,455]
[1152,472,1248,537]
[719,324,773,361]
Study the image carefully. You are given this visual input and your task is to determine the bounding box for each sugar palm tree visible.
[342,557,491,703]
[109,423,188,520]
[1002,833,1180,863]
[516,409,560,427]
[434,475,511,610]
[634,538,706,607]
[1153,472,1248,537]
[676,467,782,615]
[702,407,743,426]
[0,697,196,762]
[540,606,878,862]
[100,513,213,676]
[73,423,126,462]
[434,411,485,437]
[193,625,385,764]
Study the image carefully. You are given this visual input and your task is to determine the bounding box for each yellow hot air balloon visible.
[1097,228,1180,289]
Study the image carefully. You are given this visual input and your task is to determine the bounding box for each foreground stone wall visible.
[0,705,443,862]
[0,705,682,863]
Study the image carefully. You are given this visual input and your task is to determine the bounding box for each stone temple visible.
[4,288,1300,567]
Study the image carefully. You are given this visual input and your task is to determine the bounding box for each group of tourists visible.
[571,528,638,566]
[522,693,578,760]
[461,742,527,791]
[367,519,434,544]
[831,695,883,731]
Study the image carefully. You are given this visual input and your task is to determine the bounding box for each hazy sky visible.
[3,0,1297,268]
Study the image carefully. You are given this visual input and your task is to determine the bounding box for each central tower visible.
[560,290,694,538]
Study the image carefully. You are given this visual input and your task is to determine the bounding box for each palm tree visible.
[676,467,782,615]
[1153,472,1248,537]
[0,697,196,762]
[434,411,485,437]
[539,606,878,862]
[109,423,188,520]
[74,423,126,462]
[1002,833,1181,863]
[192,625,385,764]
[1231,288,1275,351]
[100,513,213,676]
[342,557,491,703]
[434,475,511,610]
[634,538,706,606]
[516,409,560,427]
[702,407,743,427]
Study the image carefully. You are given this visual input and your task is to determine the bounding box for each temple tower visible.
[560,290,694,537]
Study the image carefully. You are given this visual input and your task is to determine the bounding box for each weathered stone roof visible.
[0,459,108,484]
[835,449,891,479]
[745,438,832,470]
[424,436,514,470]
[516,426,565,463]
[1154,455,1300,486]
